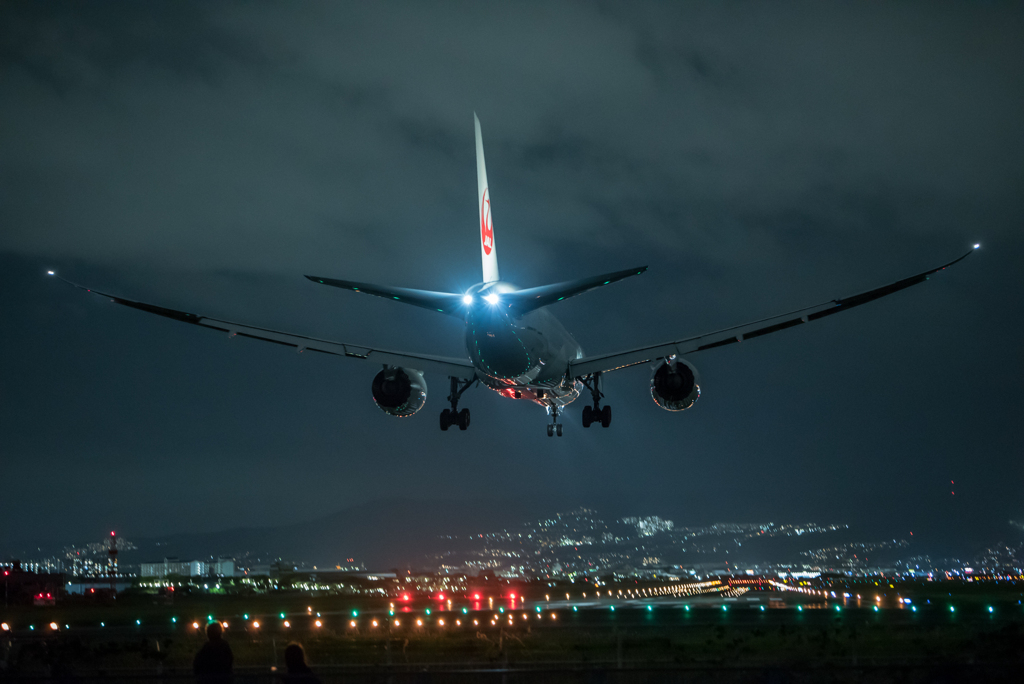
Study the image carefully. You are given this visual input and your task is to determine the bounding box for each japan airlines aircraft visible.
[51,114,977,437]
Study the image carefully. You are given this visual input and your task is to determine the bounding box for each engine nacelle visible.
[650,359,701,411]
[371,366,427,417]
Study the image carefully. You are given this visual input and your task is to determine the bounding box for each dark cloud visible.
[1,2,1021,556]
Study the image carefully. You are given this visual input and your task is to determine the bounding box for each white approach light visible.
[462,294,474,305]
[484,293,499,305]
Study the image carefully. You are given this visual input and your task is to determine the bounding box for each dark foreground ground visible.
[2,583,1023,682]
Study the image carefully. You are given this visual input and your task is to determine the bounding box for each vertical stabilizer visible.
[475,113,500,283]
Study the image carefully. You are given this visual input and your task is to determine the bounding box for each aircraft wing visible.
[568,247,976,378]
[52,276,477,378]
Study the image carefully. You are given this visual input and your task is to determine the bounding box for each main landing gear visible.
[580,372,612,428]
[440,376,475,431]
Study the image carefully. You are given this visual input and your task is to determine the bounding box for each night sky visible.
[2,2,1022,558]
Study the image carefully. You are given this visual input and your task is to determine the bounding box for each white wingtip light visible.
[484,293,500,305]
[973,243,980,249]
[462,294,474,305]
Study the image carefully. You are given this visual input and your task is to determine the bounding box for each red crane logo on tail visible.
[481,188,493,256]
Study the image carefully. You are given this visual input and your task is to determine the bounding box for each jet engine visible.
[650,359,701,411]
[371,366,428,417]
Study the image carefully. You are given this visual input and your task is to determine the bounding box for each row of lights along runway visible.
[3,596,1018,635]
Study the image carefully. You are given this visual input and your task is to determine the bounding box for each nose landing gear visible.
[546,404,563,437]
[581,372,611,428]
[440,376,476,431]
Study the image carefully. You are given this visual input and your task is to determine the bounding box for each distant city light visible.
[314,620,322,628]
[283,621,290,628]
[252,621,259,629]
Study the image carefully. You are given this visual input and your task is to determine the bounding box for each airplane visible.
[50,114,978,437]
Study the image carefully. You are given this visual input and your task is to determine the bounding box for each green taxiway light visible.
[498,607,503,613]
[949,606,955,612]
[172,617,177,623]
[685,605,690,611]
[279,613,285,619]
[351,610,358,617]
[873,606,879,612]
[207,615,213,622]
[425,609,431,615]
[988,606,994,613]
[243,614,249,620]
[797,606,803,612]
[572,606,578,612]
[834,605,841,611]
[647,605,652,611]
[136,620,141,625]
[610,606,615,611]
[760,606,765,611]
[100,622,105,627]
[462,608,468,614]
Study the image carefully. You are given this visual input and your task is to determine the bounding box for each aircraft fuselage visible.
[464,281,582,409]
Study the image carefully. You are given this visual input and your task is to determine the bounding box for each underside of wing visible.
[569,247,977,378]
[53,276,477,378]
[305,275,466,317]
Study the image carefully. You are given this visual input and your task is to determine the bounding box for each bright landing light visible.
[47,270,55,275]
[462,294,474,305]
[973,243,981,249]
[484,293,499,305]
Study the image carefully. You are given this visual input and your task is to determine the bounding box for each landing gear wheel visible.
[546,424,554,437]
[440,408,451,431]
[600,405,612,428]
[556,423,563,437]
[582,405,593,428]
[458,408,471,431]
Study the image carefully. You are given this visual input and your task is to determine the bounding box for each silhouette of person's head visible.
[284,643,310,672]
[206,621,223,641]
